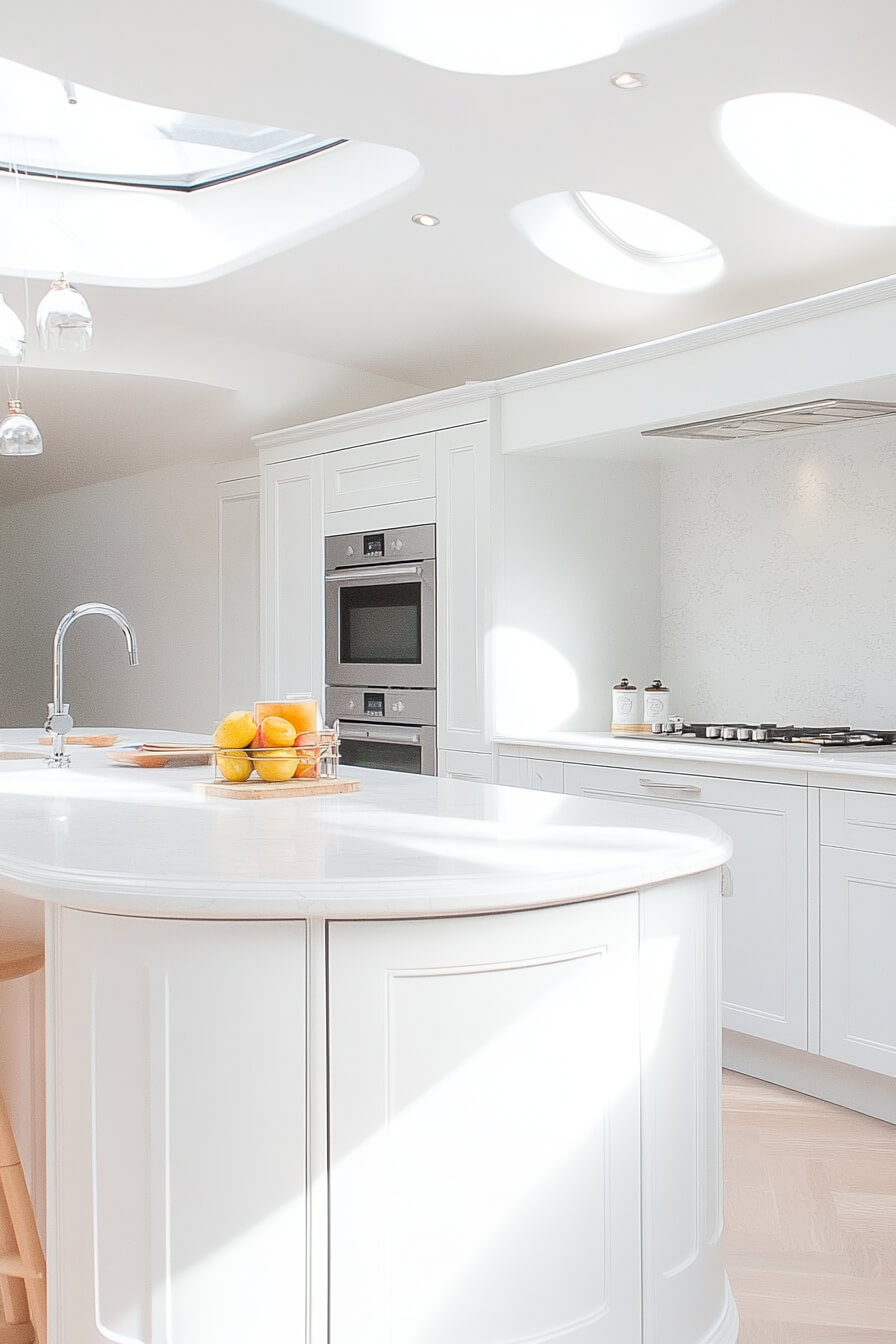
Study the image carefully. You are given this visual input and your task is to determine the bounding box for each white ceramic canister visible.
[643,679,671,727]
[611,678,642,731]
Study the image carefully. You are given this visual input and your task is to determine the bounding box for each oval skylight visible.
[719,94,896,226]
[272,0,729,75]
[511,192,723,294]
[0,55,341,189]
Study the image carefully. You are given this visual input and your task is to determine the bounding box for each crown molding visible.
[496,273,896,395]
[253,381,498,451]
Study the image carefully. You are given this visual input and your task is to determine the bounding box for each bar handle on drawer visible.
[638,777,702,796]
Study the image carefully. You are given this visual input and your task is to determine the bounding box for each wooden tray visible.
[205,776,361,800]
[39,734,120,747]
[109,749,214,768]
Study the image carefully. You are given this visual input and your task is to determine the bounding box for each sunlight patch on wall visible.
[720,93,896,226]
[493,627,579,734]
[272,0,731,75]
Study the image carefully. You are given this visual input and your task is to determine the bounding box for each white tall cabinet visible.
[254,390,500,772]
[216,462,261,716]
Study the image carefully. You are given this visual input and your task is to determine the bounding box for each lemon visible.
[258,715,297,748]
[216,750,253,783]
[213,710,258,750]
[254,748,298,782]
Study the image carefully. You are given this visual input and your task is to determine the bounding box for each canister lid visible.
[614,678,634,690]
[647,679,668,691]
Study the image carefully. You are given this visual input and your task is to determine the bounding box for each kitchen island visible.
[0,749,735,1344]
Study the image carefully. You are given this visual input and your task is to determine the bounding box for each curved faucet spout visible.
[46,603,139,767]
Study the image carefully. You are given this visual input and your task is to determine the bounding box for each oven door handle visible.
[326,565,423,582]
[338,723,424,746]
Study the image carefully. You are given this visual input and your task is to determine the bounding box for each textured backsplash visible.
[660,415,896,726]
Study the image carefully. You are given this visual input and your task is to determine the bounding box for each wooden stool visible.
[0,943,46,1344]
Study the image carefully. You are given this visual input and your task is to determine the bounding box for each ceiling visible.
[1,0,896,503]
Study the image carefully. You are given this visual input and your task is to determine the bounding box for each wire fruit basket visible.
[214,726,341,784]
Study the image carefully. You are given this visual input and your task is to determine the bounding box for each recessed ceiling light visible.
[611,71,646,89]
[411,213,440,227]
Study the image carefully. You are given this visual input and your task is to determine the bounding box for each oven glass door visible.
[326,561,435,688]
[338,723,436,775]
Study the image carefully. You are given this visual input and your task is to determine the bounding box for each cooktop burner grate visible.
[613,724,896,751]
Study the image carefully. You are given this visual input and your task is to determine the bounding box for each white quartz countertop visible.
[495,731,896,783]
[0,727,730,919]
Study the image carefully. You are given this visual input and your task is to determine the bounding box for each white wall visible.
[0,459,225,734]
[660,416,896,725]
[501,456,662,732]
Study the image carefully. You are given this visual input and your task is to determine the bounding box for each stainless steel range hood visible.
[641,397,896,441]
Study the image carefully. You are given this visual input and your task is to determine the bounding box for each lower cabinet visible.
[497,753,564,793]
[820,796,896,1078]
[327,898,643,1344]
[564,764,809,1050]
[51,911,308,1344]
[438,748,493,782]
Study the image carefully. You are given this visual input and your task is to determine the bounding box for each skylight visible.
[0,56,342,190]
[511,191,723,294]
[719,93,896,226]
[271,0,729,75]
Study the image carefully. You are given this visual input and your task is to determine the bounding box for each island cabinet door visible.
[327,897,642,1344]
[49,910,309,1344]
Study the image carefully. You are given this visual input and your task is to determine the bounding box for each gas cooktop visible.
[614,724,896,752]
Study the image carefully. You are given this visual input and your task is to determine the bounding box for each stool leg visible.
[0,1094,44,1344]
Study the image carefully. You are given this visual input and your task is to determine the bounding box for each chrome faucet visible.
[45,603,139,767]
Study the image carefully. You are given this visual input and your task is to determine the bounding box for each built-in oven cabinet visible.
[323,433,436,520]
[436,420,495,756]
[261,455,324,704]
[563,763,810,1051]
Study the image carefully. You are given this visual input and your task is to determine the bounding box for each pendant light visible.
[0,295,25,362]
[0,400,43,456]
[36,275,92,352]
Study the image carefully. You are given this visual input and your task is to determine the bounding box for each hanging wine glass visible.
[0,399,43,456]
[36,275,92,352]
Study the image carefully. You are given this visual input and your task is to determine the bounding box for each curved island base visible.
[47,879,736,1344]
[0,759,736,1343]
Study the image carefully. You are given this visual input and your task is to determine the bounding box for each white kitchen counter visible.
[0,731,730,918]
[497,729,896,787]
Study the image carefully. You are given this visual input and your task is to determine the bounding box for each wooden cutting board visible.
[109,748,214,768]
[39,734,120,747]
[205,777,361,800]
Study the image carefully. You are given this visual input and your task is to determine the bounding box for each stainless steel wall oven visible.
[325,524,436,774]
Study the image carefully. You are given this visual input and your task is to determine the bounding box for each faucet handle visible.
[45,704,74,736]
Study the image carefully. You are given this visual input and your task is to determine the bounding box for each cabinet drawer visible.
[565,762,710,802]
[324,433,436,515]
[820,788,896,854]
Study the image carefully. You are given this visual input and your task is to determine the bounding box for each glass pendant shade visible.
[36,276,92,352]
[0,294,25,362]
[0,399,43,455]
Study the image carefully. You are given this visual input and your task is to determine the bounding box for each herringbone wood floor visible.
[723,1070,896,1342]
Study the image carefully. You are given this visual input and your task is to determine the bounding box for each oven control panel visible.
[325,523,435,570]
[326,686,436,727]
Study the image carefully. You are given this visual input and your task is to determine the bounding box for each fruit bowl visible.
[214,728,340,785]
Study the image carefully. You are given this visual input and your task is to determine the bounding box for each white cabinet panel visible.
[438,748,493,782]
[217,476,260,716]
[51,911,308,1344]
[640,872,727,1344]
[820,787,896,855]
[564,764,808,1049]
[324,433,435,515]
[436,420,492,752]
[261,455,323,702]
[820,846,896,1077]
[497,753,564,793]
[327,899,642,1344]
